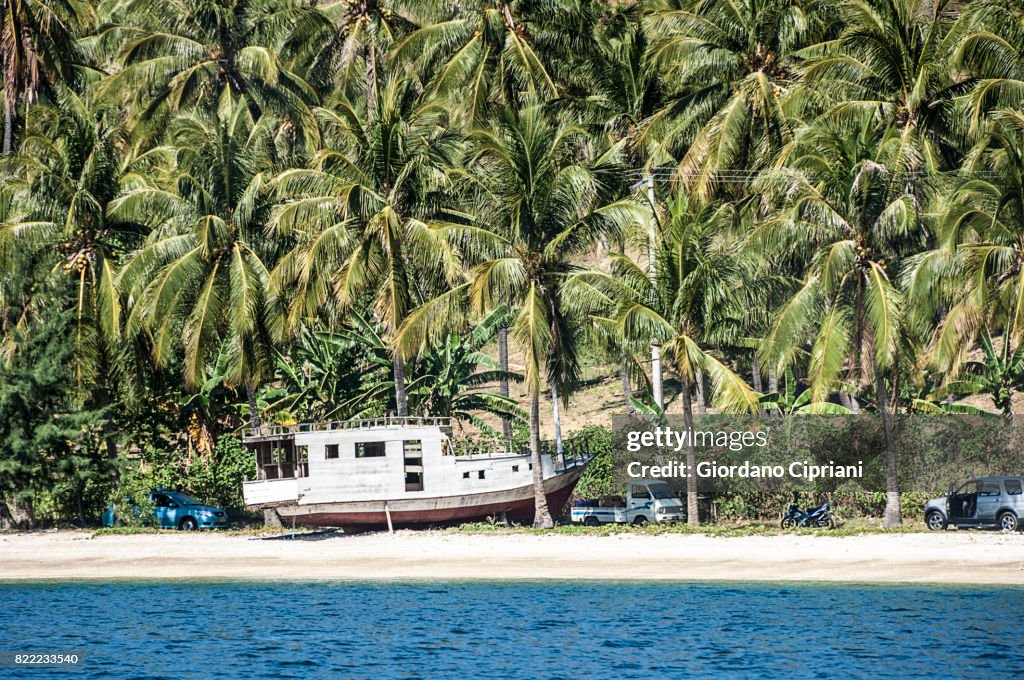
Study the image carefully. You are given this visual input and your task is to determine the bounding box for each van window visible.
[979,483,1000,497]
[650,485,675,499]
[630,485,651,499]
[1004,480,1022,496]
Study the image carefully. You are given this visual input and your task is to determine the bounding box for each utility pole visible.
[647,174,663,410]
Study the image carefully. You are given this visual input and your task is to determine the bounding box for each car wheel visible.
[925,511,947,531]
[998,511,1019,532]
[179,517,198,531]
[632,515,648,526]
[583,516,601,527]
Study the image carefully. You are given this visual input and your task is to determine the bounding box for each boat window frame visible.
[356,441,386,458]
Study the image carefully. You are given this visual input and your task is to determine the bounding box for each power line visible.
[620,167,1004,183]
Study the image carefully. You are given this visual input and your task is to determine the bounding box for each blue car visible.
[102,490,228,530]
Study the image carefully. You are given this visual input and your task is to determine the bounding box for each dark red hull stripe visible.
[268,468,584,529]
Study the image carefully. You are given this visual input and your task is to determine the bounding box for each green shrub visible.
[107,433,253,521]
[567,425,615,500]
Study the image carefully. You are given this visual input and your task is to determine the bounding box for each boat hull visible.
[263,465,586,529]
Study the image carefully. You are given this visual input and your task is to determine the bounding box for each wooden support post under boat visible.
[385,502,394,534]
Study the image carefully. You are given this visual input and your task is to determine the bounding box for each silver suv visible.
[924,477,1024,531]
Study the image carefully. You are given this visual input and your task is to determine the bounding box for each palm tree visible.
[0,92,142,382]
[0,90,152,469]
[573,22,666,164]
[280,0,420,112]
[113,94,282,426]
[97,0,316,140]
[796,0,966,172]
[645,0,830,199]
[936,0,1024,136]
[398,104,641,527]
[569,190,763,525]
[1,0,92,153]
[269,77,463,417]
[390,1,579,125]
[906,108,1024,411]
[757,112,921,528]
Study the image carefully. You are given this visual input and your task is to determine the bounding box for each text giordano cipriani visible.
[625,426,864,481]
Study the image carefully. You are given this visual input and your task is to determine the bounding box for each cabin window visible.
[403,440,422,466]
[356,442,386,458]
[463,471,470,479]
[512,465,519,472]
[325,444,339,460]
[478,470,486,480]
[250,439,305,480]
[1006,480,1023,495]
[403,441,423,491]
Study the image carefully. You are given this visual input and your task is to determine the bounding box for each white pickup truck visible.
[571,479,686,526]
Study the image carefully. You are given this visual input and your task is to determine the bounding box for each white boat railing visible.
[245,416,453,438]
[445,437,519,458]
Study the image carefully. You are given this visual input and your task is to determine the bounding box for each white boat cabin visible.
[241,417,559,508]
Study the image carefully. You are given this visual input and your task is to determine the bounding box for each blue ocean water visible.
[1,580,1022,679]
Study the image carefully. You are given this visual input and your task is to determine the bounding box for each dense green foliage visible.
[0,279,106,526]
[3,0,1024,527]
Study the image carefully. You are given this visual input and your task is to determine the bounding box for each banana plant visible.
[758,368,852,415]
[935,332,1024,418]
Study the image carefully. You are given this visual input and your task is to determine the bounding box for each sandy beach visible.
[2,530,1023,584]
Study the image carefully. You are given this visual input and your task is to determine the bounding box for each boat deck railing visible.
[447,442,591,471]
[246,416,453,439]
[555,453,592,472]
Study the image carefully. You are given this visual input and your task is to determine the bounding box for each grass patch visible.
[444,516,931,537]
[91,526,164,536]
[89,525,318,538]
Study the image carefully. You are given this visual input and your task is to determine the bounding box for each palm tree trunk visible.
[651,343,663,409]
[889,351,901,414]
[529,386,554,528]
[365,40,378,115]
[498,325,513,441]
[102,419,120,483]
[681,377,700,527]
[393,354,408,417]
[245,379,262,429]
[3,98,12,154]
[768,369,778,395]
[695,370,707,415]
[621,354,636,416]
[76,479,86,527]
[551,384,563,460]
[875,363,902,528]
[751,354,763,393]
[0,499,14,530]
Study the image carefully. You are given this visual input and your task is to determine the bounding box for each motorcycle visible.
[781,502,835,529]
